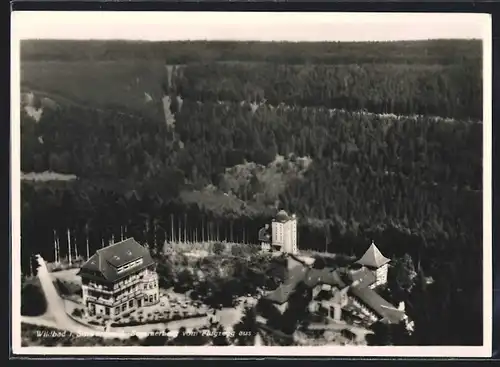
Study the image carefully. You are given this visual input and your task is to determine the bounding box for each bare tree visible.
[67,228,72,266]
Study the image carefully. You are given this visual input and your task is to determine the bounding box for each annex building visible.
[261,242,413,330]
[78,238,159,319]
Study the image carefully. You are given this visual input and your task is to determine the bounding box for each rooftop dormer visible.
[78,237,154,282]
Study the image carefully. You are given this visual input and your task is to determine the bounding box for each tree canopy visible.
[19,39,483,346]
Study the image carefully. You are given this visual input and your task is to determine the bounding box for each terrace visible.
[80,290,209,327]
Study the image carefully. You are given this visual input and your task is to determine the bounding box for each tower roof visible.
[275,210,290,222]
[356,241,390,268]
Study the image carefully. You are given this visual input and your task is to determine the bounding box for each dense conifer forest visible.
[19,39,483,346]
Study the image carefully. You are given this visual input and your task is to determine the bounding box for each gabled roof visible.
[348,268,377,288]
[264,255,346,305]
[350,285,406,324]
[356,242,390,268]
[265,260,308,304]
[304,268,346,289]
[78,238,154,283]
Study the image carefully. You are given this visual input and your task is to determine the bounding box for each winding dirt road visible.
[22,255,218,340]
[21,255,135,339]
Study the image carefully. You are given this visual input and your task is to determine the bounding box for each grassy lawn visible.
[45,249,277,336]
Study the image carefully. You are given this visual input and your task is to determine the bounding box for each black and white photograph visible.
[11,12,492,357]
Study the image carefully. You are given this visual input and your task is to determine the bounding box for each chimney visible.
[398,301,405,312]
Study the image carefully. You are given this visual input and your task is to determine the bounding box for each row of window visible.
[117,258,144,273]
[145,294,158,304]
[114,299,137,315]
[88,278,140,292]
[88,281,154,300]
[89,298,139,316]
[88,279,159,300]
[88,292,159,316]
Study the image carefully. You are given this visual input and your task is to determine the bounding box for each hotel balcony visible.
[142,270,158,282]
[116,289,143,302]
[86,295,115,307]
[87,289,143,306]
[114,278,142,292]
[88,275,143,294]
[87,283,113,294]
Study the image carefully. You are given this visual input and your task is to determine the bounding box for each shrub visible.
[231,245,244,257]
[110,312,202,327]
[54,278,82,297]
[71,308,83,318]
[21,281,47,316]
[247,245,260,256]
[213,242,225,255]
[341,329,356,341]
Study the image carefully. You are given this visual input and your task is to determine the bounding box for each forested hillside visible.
[21,39,481,65]
[19,39,483,346]
[21,41,482,120]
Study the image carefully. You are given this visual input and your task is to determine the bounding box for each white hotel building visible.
[78,238,159,319]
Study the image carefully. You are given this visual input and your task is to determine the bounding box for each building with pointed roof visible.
[260,251,407,329]
[356,241,390,288]
[78,238,159,320]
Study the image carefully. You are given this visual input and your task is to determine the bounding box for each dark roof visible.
[303,268,346,289]
[263,256,403,324]
[264,255,345,304]
[356,242,390,268]
[289,253,308,267]
[347,268,377,288]
[264,256,309,304]
[346,267,403,323]
[258,226,271,242]
[265,281,301,304]
[78,238,154,283]
[350,286,405,324]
